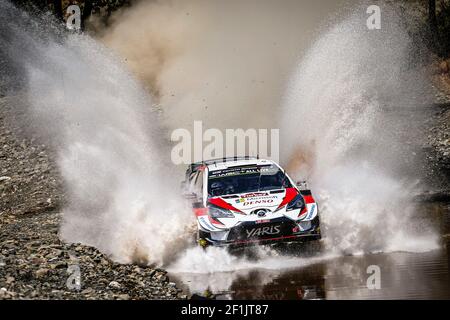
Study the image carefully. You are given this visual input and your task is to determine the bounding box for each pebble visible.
[108,281,121,289]
[35,268,49,278]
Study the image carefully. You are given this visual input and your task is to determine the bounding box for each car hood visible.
[208,187,298,215]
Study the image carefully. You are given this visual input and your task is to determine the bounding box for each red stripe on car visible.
[298,206,307,217]
[209,216,225,226]
[303,195,315,204]
[193,207,207,217]
[277,187,298,209]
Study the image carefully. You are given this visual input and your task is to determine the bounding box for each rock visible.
[35,268,49,278]
[108,281,121,289]
[81,288,94,295]
[133,266,142,274]
[5,276,15,284]
[49,262,67,269]
[0,288,9,299]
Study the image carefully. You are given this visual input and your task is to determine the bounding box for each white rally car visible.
[182,157,321,247]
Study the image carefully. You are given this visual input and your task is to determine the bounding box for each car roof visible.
[207,158,276,172]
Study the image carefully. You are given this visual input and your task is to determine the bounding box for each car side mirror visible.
[296,180,308,190]
[183,192,198,200]
[180,181,197,200]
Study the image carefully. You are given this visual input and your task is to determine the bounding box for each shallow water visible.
[170,203,450,300]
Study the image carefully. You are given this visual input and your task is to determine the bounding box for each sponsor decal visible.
[243,198,274,206]
[209,167,261,179]
[246,225,281,238]
[306,204,316,220]
[199,216,214,230]
[208,164,281,179]
[255,219,270,224]
[234,194,279,206]
[241,192,268,198]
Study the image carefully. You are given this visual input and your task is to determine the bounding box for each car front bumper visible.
[199,216,321,247]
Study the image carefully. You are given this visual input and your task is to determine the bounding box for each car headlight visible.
[208,204,235,218]
[286,194,305,211]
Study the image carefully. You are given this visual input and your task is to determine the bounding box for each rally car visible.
[181,157,321,247]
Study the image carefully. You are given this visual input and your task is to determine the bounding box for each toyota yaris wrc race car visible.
[182,157,321,247]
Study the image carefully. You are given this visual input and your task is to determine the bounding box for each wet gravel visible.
[0,94,187,300]
[0,210,187,300]
[427,103,450,184]
[0,95,62,216]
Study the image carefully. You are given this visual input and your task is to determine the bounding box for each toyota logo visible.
[256,209,267,217]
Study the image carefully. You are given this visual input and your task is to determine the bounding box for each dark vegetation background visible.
[6,0,450,58]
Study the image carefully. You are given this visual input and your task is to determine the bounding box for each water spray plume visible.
[281,7,438,254]
[0,0,192,266]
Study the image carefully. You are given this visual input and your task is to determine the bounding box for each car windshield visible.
[208,164,292,197]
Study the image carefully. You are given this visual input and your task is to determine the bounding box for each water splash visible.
[0,1,192,266]
[280,6,439,254]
